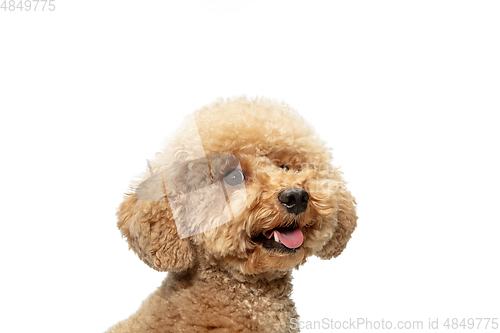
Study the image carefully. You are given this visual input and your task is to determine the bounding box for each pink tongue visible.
[274,229,304,249]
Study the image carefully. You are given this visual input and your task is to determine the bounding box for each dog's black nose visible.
[279,188,309,214]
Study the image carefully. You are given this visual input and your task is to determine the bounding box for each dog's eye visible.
[279,165,289,171]
[223,169,245,186]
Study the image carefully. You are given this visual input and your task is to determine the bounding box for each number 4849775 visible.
[1,0,56,11]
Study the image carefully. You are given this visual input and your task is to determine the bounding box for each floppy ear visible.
[117,192,195,271]
[315,186,357,259]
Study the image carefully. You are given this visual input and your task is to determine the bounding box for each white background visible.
[1,1,499,332]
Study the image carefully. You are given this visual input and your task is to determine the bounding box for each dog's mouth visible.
[252,227,304,253]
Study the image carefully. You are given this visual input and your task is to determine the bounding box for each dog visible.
[106,97,357,332]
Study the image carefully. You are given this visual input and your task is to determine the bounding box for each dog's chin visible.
[246,244,305,274]
[229,226,306,274]
[223,242,305,277]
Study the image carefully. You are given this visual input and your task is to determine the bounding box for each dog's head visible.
[117,98,357,276]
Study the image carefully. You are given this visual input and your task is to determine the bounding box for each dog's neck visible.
[131,260,299,332]
[168,260,294,298]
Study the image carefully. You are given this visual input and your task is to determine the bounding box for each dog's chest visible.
[236,294,299,332]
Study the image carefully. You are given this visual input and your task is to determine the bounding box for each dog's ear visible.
[117,192,195,271]
[315,186,357,259]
